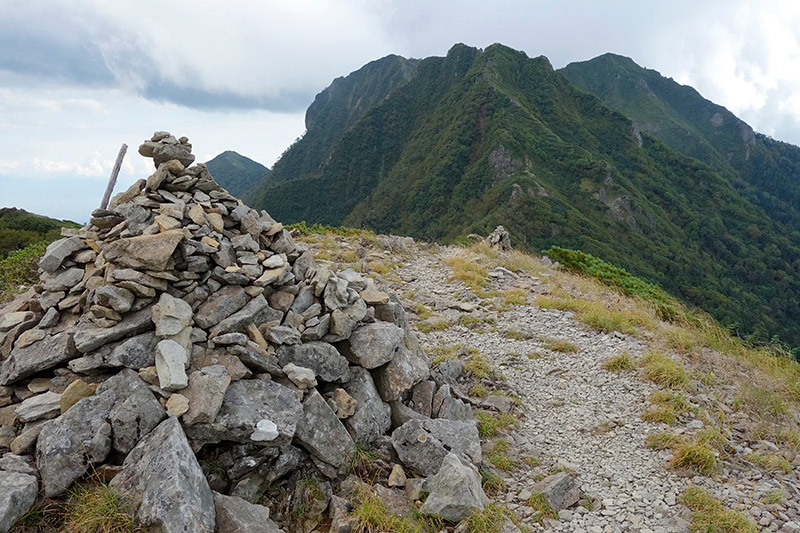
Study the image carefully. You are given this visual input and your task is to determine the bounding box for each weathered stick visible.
[100,143,128,210]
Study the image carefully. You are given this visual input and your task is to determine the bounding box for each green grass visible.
[671,441,718,475]
[680,487,757,532]
[479,469,506,497]
[13,481,138,532]
[444,256,489,291]
[486,440,517,471]
[528,493,557,522]
[645,431,684,449]
[745,452,792,474]
[417,320,451,333]
[469,384,489,398]
[463,504,523,533]
[639,351,689,388]
[544,246,684,322]
[504,328,527,340]
[475,412,518,438]
[286,221,375,238]
[465,355,492,379]
[601,352,635,371]
[641,406,677,425]
[0,241,47,302]
[540,337,579,353]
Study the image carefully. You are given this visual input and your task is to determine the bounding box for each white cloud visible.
[0,160,20,175]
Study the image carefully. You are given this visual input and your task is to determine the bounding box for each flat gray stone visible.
[213,492,283,533]
[294,390,355,470]
[15,391,62,422]
[276,342,350,383]
[391,418,482,477]
[102,229,184,271]
[73,306,154,353]
[338,322,404,369]
[0,332,77,386]
[209,295,283,338]
[40,267,84,292]
[110,417,214,533]
[194,285,248,329]
[343,367,391,445]
[420,452,487,522]
[39,236,86,273]
[184,379,302,447]
[0,471,38,532]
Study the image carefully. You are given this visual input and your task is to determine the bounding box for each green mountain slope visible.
[257,53,419,191]
[205,151,269,198]
[0,207,80,259]
[248,44,800,347]
[561,53,800,230]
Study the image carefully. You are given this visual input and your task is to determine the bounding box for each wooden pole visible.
[100,143,128,210]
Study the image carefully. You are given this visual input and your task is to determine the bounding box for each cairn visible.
[0,132,486,532]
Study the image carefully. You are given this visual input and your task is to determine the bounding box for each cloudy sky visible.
[2,0,800,222]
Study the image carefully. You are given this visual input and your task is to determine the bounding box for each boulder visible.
[531,472,580,511]
[372,345,430,402]
[343,367,391,445]
[0,471,38,532]
[338,322,404,369]
[420,453,487,523]
[0,331,76,386]
[391,418,482,477]
[294,390,356,470]
[213,492,284,533]
[184,379,302,447]
[276,342,350,383]
[101,369,166,455]
[110,417,215,533]
[36,393,115,496]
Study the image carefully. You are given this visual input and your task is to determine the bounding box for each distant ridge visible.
[235,43,800,348]
[205,150,269,198]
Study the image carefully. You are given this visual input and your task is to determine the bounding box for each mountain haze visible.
[240,44,800,348]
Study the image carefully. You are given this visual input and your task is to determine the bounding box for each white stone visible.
[250,419,279,442]
[155,339,188,391]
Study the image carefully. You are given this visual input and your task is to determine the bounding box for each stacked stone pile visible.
[0,132,489,532]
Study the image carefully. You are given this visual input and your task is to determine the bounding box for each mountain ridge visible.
[223,44,800,348]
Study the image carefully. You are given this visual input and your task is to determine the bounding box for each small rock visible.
[283,363,317,389]
[60,379,98,413]
[155,339,189,391]
[388,464,407,487]
[166,393,189,416]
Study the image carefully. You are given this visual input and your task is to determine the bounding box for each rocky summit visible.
[0,131,487,532]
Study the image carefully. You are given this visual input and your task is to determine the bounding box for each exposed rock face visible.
[0,130,452,532]
[0,471,38,532]
[213,491,283,533]
[420,452,487,522]
[110,417,215,533]
[391,418,482,476]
